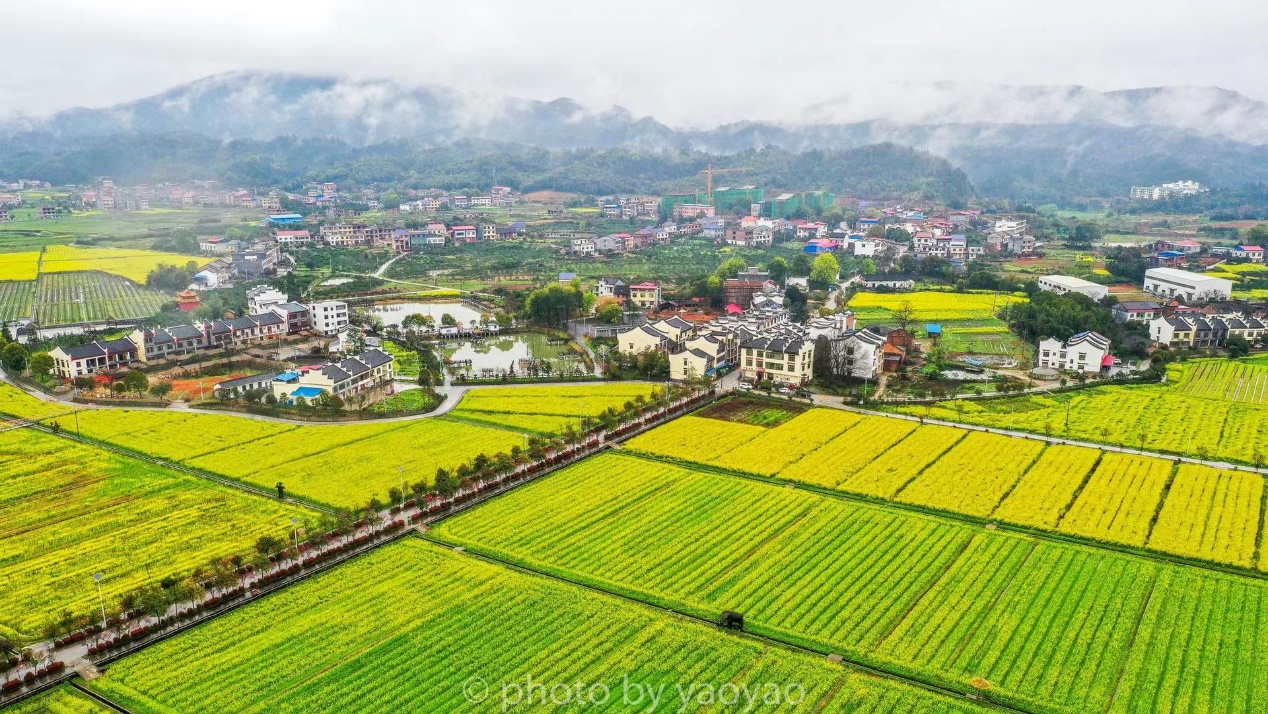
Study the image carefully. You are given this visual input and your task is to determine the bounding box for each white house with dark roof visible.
[1112,301,1163,324]
[617,324,671,355]
[1036,331,1111,373]
[49,339,139,378]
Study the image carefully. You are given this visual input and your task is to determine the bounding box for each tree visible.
[1227,334,1251,358]
[861,258,878,275]
[791,253,813,276]
[148,382,173,399]
[434,468,458,496]
[440,313,458,327]
[767,257,788,285]
[894,301,915,335]
[865,225,885,239]
[73,376,95,391]
[810,253,840,286]
[133,584,171,619]
[595,299,623,324]
[122,370,149,396]
[255,535,284,555]
[715,257,747,280]
[1068,220,1103,248]
[1,342,28,371]
[1243,224,1268,243]
[28,351,54,377]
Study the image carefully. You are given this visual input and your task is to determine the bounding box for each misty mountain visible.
[5,71,1268,200]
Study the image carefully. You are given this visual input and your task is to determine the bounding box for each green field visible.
[431,451,1268,713]
[34,271,169,325]
[890,358,1268,467]
[6,685,111,713]
[0,208,246,252]
[87,538,987,713]
[0,428,313,638]
[0,279,35,321]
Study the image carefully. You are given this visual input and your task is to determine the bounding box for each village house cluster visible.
[47,286,349,379]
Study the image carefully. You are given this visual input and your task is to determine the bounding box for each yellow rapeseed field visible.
[40,245,208,283]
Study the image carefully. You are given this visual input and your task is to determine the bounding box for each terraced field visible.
[87,539,988,714]
[0,428,312,637]
[431,452,1268,713]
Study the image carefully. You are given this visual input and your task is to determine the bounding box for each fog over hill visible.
[5,71,1268,199]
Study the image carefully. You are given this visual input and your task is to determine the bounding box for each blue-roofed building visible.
[559,272,578,283]
[265,214,304,225]
[926,324,942,338]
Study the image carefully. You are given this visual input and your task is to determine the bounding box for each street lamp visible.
[399,465,406,507]
[291,517,300,556]
[93,573,106,631]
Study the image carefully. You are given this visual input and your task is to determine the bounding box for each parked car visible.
[777,387,793,395]
[737,382,753,391]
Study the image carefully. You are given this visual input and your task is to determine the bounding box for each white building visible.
[1036,331,1111,373]
[1037,275,1109,301]
[308,300,349,335]
[48,338,139,378]
[246,285,290,315]
[739,330,815,386]
[1143,268,1233,302]
[840,328,886,379]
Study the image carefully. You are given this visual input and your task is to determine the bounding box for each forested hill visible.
[0,135,975,202]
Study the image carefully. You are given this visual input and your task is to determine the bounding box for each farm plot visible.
[0,382,77,421]
[0,279,34,321]
[35,271,168,325]
[874,538,1159,712]
[991,445,1101,529]
[62,407,524,509]
[891,364,1268,466]
[6,685,111,713]
[1057,453,1174,546]
[1173,358,1268,405]
[87,539,986,714]
[1105,567,1268,714]
[188,418,523,508]
[40,245,206,283]
[432,453,977,657]
[896,432,1045,517]
[838,423,966,498]
[0,429,312,638]
[625,415,766,463]
[710,409,860,475]
[449,382,657,431]
[0,250,40,281]
[433,451,1268,712]
[70,409,297,462]
[776,415,918,488]
[1148,464,1262,568]
[847,291,1026,323]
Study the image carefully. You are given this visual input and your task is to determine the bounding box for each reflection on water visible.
[440,332,579,372]
[367,301,483,327]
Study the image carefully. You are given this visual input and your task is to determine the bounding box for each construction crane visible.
[698,164,754,206]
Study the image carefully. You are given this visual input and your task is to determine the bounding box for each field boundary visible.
[423,536,1029,714]
[68,679,134,713]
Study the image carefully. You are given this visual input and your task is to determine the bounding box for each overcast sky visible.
[4,0,1266,126]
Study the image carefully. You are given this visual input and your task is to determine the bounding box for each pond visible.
[439,332,587,376]
[366,301,484,328]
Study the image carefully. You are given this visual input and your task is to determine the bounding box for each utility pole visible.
[93,573,107,631]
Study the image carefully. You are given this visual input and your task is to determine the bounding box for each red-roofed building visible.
[1233,245,1265,263]
[726,303,745,315]
[451,225,478,242]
